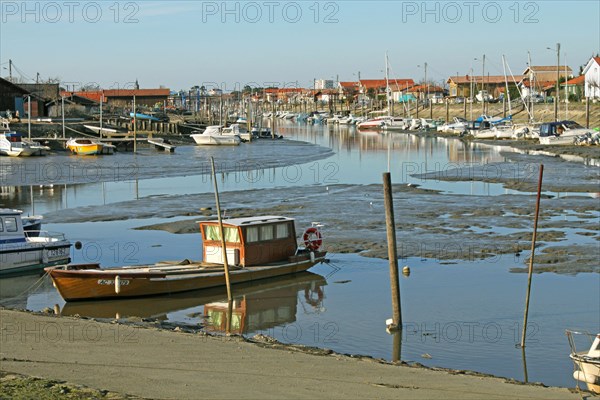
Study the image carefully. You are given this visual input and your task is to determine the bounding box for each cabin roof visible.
[0,208,22,216]
[201,216,294,227]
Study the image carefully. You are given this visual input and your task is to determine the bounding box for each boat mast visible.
[100,92,103,138]
[385,52,391,114]
[502,55,512,117]
[528,51,534,122]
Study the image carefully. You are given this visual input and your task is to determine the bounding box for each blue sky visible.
[1,0,598,91]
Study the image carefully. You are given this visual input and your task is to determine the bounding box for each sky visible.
[1,0,599,91]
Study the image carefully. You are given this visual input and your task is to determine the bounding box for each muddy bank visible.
[412,150,599,193]
[45,182,599,274]
[0,138,333,186]
[0,308,584,400]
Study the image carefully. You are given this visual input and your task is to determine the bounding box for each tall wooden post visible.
[429,100,432,119]
[445,98,449,123]
[383,172,401,329]
[586,97,590,128]
[521,164,544,348]
[463,98,467,119]
[210,157,233,302]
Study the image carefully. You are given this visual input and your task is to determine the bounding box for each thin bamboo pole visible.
[521,164,544,348]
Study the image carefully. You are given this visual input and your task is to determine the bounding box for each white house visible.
[583,56,600,99]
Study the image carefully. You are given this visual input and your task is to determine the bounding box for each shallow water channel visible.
[1,121,598,389]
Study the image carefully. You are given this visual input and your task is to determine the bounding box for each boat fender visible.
[115,275,121,294]
[310,251,315,263]
[42,249,49,264]
[573,370,600,384]
[303,227,323,251]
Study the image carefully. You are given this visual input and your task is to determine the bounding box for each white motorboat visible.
[539,121,594,145]
[190,125,242,146]
[437,117,468,134]
[0,132,49,157]
[382,117,410,131]
[567,330,600,394]
[0,208,71,276]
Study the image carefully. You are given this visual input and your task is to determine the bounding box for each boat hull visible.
[46,252,326,301]
[571,354,600,394]
[191,134,241,146]
[67,143,104,155]
[0,241,71,276]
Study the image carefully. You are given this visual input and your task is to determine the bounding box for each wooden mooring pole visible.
[210,157,233,302]
[383,172,402,329]
[586,97,590,128]
[521,164,544,348]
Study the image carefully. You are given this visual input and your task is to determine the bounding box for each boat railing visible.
[566,329,596,356]
[26,230,68,243]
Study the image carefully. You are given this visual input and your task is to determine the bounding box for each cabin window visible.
[4,217,17,232]
[0,219,3,232]
[260,225,273,241]
[204,225,240,243]
[276,223,289,239]
[246,226,259,243]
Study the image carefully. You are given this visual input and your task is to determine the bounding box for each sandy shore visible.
[0,308,585,399]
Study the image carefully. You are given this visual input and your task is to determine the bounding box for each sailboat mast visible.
[385,52,391,113]
[502,55,512,117]
[528,51,533,122]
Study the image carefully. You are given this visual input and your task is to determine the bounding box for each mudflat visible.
[0,309,583,399]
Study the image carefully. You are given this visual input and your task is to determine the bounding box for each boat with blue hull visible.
[0,209,71,276]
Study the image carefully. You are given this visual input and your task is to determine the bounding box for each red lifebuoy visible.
[303,227,322,251]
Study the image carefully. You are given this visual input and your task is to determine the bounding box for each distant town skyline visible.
[1,0,598,91]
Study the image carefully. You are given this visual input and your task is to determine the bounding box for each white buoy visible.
[115,275,121,294]
[402,266,411,276]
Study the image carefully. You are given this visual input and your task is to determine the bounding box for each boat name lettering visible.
[47,248,68,257]
[97,279,130,286]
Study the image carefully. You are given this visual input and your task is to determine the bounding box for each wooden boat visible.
[46,216,327,301]
[66,138,115,155]
[0,209,71,276]
[567,330,600,394]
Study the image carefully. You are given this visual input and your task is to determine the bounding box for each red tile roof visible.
[339,81,359,88]
[525,65,573,72]
[563,75,585,85]
[448,75,508,84]
[360,79,414,89]
[407,84,444,93]
[61,89,170,101]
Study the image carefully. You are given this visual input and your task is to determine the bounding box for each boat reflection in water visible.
[60,272,327,335]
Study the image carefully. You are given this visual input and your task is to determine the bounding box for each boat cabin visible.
[199,216,298,267]
[539,120,584,137]
[0,208,27,244]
